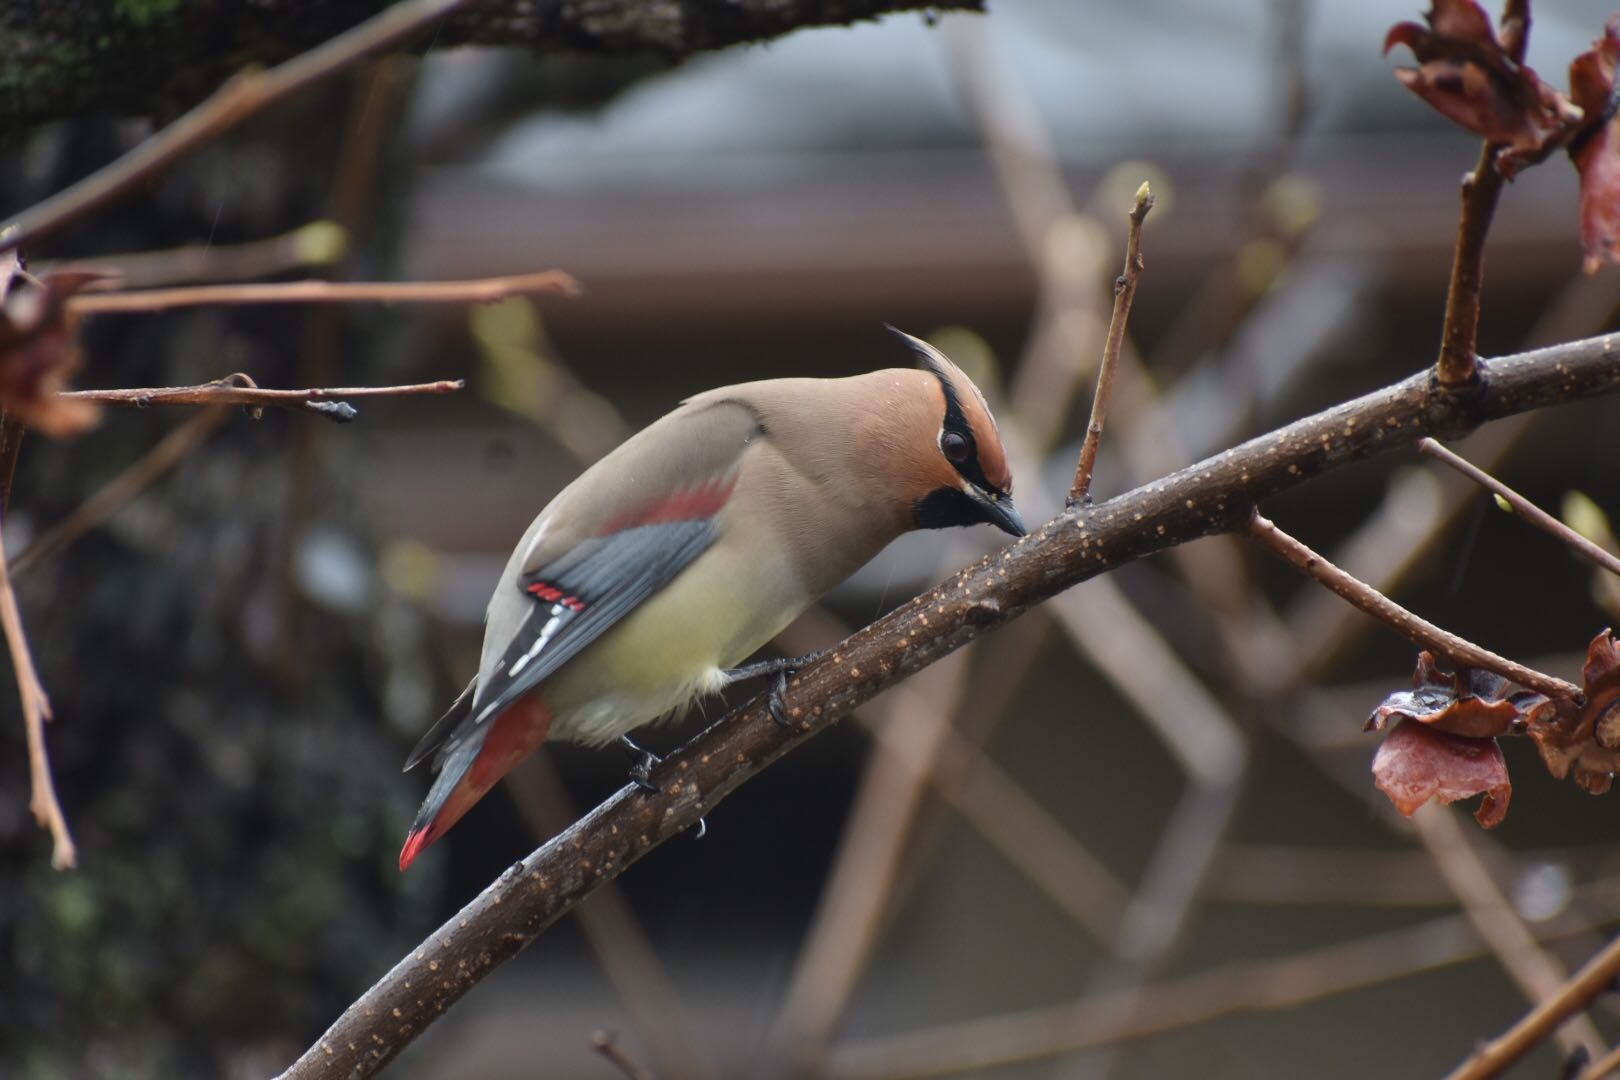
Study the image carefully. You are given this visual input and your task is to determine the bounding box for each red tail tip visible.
[399,825,436,872]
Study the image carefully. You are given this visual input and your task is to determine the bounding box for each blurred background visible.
[6,0,1620,1077]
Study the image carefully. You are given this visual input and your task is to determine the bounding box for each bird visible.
[398,329,1026,870]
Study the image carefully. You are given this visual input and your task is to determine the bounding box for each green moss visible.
[114,0,182,26]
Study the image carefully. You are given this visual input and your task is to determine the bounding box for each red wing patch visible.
[600,474,738,536]
[526,581,585,611]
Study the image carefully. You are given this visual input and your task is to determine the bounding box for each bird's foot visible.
[619,735,663,793]
[724,650,826,729]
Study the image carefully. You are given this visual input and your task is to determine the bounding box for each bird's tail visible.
[399,694,553,871]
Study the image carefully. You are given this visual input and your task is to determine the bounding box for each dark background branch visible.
[280,334,1620,1079]
[1,0,981,127]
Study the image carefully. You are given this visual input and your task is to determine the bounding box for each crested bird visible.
[399,330,1025,870]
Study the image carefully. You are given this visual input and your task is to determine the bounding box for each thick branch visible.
[1,0,981,129]
[1,0,475,254]
[279,334,1620,1079]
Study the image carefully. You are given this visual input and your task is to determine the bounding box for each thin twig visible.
[591,1031,656,1080]
[1416,804,1605,1063]
[0,520,73,868]
[67,271,580,315]
[37,222,348,290]
[1417,437,1620,580]
[11,407,229,578]
[1447,931,1620,1080]
[1244,508,1582,701]
[830,896,1620,1080]
[62,375,464,424]
[1070,182,1154,506]
[1580,1042,1620,1080]
[0,0,475,255]
[277,334,1620,1080]
[1436,141,1506,387]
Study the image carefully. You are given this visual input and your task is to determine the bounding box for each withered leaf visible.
[1373,719,1511,827]
[1527,628,1620,790]
[1568,19,1620,272]
[1366,650,1549,738]
[1386,0,1580,172]
[0,268,111,438]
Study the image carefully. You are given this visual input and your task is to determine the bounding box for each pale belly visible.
[541,535,809,747]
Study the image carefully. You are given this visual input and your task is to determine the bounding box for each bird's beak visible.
[973,489,1027,537]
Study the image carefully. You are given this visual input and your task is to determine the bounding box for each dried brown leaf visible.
[1386,0,1580,171]
[0,269,111,437]
[1527,628,1620,786]
[1366,650,1547,737]
[1372,719,1512,827]
[1568,19,1620,272]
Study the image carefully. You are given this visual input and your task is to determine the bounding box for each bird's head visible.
[887,327,1026,539]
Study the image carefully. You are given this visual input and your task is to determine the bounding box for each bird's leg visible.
[619,734,663,793]
[724,650,826,729]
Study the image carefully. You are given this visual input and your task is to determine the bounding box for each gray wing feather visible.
[461,517,717,742]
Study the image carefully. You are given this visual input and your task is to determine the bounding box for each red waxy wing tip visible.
[399,825,436,872]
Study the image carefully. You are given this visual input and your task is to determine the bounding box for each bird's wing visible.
[406,398,760,773]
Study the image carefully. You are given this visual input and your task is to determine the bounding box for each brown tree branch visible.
[1417,436,1620,581]
[1244,508,1581,701]
[0,0,474,254]
[276,334,1620,1079]
[1070,181,1154,505]
[590,1030,657,1080]
[62,375,464,424]
[1437,143,1506,388]
[1447,930,1620,1080]
[1416,804,1605,1062]
[11,407,228,578]
[37,222,350,291]
[67,271,580,315]
[830,902,1619,1080]
[3,1,982,129]
[0,517,73,868]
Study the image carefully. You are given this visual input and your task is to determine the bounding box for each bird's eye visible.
[941,431,970,463]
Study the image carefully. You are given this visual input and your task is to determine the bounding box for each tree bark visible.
[1,0,981,127]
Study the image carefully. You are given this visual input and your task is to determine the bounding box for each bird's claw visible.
[619,734,662,793]
[725,650,825,730]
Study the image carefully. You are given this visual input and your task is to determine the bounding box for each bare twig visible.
[831,896,1620,1080]
[1070,182,1154,506]
[62,375,464,423]
[67,271,580,315]
[0,520,72,868]
[277,334,1620,1079]
[1581,1042,1620,1080]
[37,222,348,290]
[1447,931,1620,1080]
[1416,804,1605,1063]
[1244,508,1581,701]
[11,407,229,578]
[1417,437,1620,580]
[1437,142,1506,388]
[591,1031,656,1080]
[0,0,475,255]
